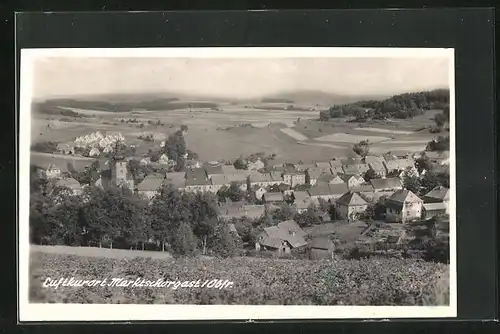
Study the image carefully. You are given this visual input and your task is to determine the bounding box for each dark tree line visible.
[320,89,450,121]
[30,170,240,257]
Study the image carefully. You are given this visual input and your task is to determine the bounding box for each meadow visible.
[29,247,449,305]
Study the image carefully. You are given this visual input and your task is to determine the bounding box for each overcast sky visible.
[32,57,450,99]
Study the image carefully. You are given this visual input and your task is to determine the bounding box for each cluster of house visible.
[56,131,126,157]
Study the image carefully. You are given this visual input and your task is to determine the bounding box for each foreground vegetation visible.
[30,251,449,305]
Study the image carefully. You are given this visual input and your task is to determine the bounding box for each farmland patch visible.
[279,128,309,141]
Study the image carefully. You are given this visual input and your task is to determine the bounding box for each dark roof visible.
[424,186,450,201]
[388,189,422,204]
[204,165,224,176]
[187,168,207,180]
[277,220,307,238]
[350,183,375,193]
[308,183,349,196]
[137,174,164,191]
[370,178,402,190]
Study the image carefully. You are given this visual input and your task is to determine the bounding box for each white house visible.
[385,189,424,223]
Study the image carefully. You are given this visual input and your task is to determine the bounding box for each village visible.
[34,127,450,260]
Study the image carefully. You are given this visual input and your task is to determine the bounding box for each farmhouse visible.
[137,174,164,200]
[263,192,284,204]
[256,220,308,253]
[385,189,424,223]
[55,177,82,196]
[340,174,365,189]
[335,192,369,221]
[283,172,306,188]
[364,155,386,165]
[309,236,335,260]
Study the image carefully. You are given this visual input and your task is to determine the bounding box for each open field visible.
[29,249,449,305]
[30,245,172,260]
[30,104,440,164]
[30,152,96,171]
[353,128,414,135]
[279,128,309,141]
[314,133,391,143]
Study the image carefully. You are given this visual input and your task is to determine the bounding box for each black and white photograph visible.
[19,47,456,321]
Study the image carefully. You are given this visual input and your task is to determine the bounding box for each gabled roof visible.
[336,192,368,206]
[211,175,228,186]
[342,164,361,175]
[370,178,402,190]
[293,191,310,201]
[309,236,335,250]
[221,165,237,174]
[277,220,307,238]
[317,172,336,184]
[308,183,349,196]
[308,184,333,197]
[186,167,207,180]
[424,186,450,201]
[261,221,308,249]
[388,189,422,204]
[250,173,273,183]
[263,192,284,202]
[137,174,164,191]
[306,167,325,179]
[166,171,186,180]
[295,164,315,171]
[350,183,375,193]
[368,162,387,173]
